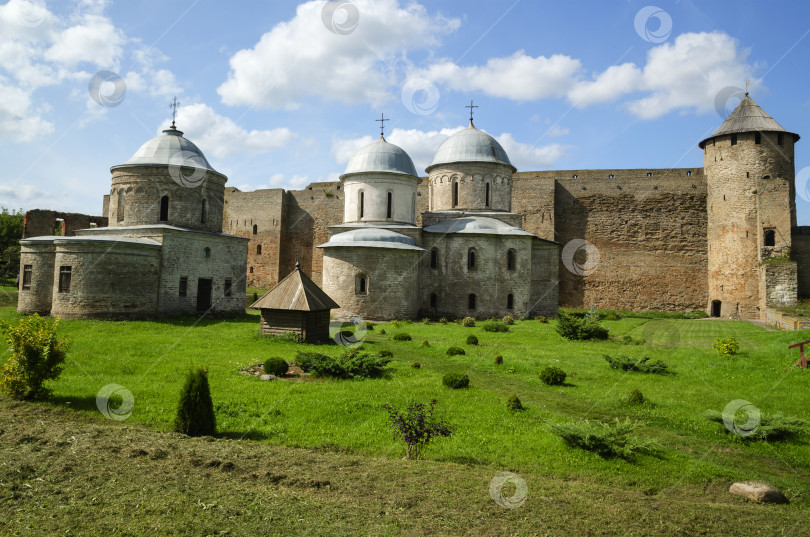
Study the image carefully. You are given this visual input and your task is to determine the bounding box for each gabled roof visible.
[699,94,799,148]
[249,263,339,311]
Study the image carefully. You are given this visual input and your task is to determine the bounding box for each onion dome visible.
[699,94,800,148]
[341,136,418,179]
[427,121,515,172]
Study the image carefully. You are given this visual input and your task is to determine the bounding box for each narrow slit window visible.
[430,248,438,269]
[485,183,490,207]
[507,293,514,310]
[507,249,516,271]
[204,247,211,258]
[387,192,393,219]
[252,224,257,235]
[359,191,364,219]
[179,277,188,297]
[467,249,476,270]
[755,132,761,144]
[430,292,437,308]
[224,279,232,297]
[453,182,459,207]
[22,265,32,290]
[468,293,476,310]
[778,133,784,145]
[257,244,262,255]
[200,199,207,224]
[730,134,737,146]
[58,266,72,294]
[159,195,169,221]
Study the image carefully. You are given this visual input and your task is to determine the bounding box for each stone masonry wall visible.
[22,210,107,238]
[791,226,810,297]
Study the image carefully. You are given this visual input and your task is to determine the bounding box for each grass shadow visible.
[50,394,99,412]
[218,430,273,441]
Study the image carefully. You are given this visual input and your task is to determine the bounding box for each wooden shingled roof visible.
[249,262,339,311]
[699,94,799,148]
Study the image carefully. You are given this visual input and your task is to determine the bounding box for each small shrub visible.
[494,355,503,365]
[540,366,566,386]
[507,367,516,373]
[502,315,515,325]
[600,312,622,321]
[713,337,740,356]
[439,317,448,324]
[466,335,479,345]
[379,329,387,335]
[411,362,421,369]
[276,331,303,343]
[173,367,216,437]
[705,410,807,441]
[625,388,645,406]
[446,346,466,356]
[506,394,524,411]
[548,418,658,459]
[421,340,430,348]
[442,373,470,389]
[482,321,509,333]
[556,310,609,341]
[294,349,391,379]
[604,355,670,375]
[263,357,289,376]
[379,350,394,358]
[461,317,476,327]
[381,400,454,459]
[252,291,259,303]
[537,316,548,323]
[393,333,412,341]
[391,320,404,329]
[421,318,431,324]
[0,314,70,400]
[620,335,645,346]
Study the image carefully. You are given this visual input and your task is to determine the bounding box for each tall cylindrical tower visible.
[700,94,799,318]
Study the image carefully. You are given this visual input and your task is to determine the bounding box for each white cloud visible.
[568,63,642,107]
[495,133,571,170]
[412,51,582,101]
[217,0,460,109]
[45,14,124,69]
[0,184,60,204]
[169,103,297,159]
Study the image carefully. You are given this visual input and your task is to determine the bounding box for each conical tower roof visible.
[249,262,339,311]
[699,94,799,148]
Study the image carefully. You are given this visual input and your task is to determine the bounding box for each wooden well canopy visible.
[250,262,339,343]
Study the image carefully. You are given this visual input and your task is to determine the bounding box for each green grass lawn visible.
[1,307,808,502]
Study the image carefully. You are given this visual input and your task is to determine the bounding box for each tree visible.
[0,208,24,280]
[381,399,454,460]
[173,367,216,436]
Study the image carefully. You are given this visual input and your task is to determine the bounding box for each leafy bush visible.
[713,337,740,356]
[482,321,509,333]
[379,350,393,358]
[421,318,431,324]
[381,399,454,459]
[494,355,503,365]
[411,362,421,369]
[391,320,404,329]
[548,418,658,459]
[625,388,645,406]
[294,349,391,379]
[392,333,412,341]
[0,314,69,400]
[439,317,448,324]
[556,310,609,340]
[359,321,374,331]
[461,317,476,327]
[537,316,548,323]
[466,335,479,345]
[506,394,524,411]
[540,366,566,386]
[604,355,670,375]
[442,373,470,389]
[379,329,387,335]
[276,331,303,343]
[704,410,807,441]
[502,315,515,325]
[173,367,216,437]
[446,346,466,356]
[263,357,289,376]
[421,340,430,348]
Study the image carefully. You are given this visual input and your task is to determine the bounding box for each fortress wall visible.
[223,187,285,289]
[791,226,810,297]
[511,174,556,241]
[23,210,108,238]
[548,169,708,311]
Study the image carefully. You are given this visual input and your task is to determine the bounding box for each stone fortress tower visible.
[318,112,560,321]
[700,93,800,318]
[18,117,248,319]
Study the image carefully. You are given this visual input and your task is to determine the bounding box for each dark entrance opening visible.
[197,278,212,312]
[711,300,721,318]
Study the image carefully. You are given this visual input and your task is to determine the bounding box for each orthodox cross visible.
[745,80,751,96]
[466,100,478,122]
[169,96,181,128]
[376,113,388,137]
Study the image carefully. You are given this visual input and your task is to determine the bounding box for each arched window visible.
[468,293,476,309]
[249,266,253,274]
[356,273,368,295]
[359,277,366,293]
[252,224,257,235]
[467,249,476,270]
[507,249,516,271]
[453,181,459,207]
[387,192,393,219]
[200,199,207,224]
[485,183,490,207]
[359,191,364,219]
[430,248,438,269]
[117,191,125,223]
[257,244,262,255]
[430,292,437,308]
[764,229,776,247]
[507,293,514,310]
[203,247,211,258]
[159,195,169,222]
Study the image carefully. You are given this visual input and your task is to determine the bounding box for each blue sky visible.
[2,0,810,222]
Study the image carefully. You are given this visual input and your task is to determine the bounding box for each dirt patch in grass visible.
[1,397,806,536]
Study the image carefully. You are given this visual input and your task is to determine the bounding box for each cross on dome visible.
[466,100,478,125]
[169,96,181,129]
[375,113,389,138]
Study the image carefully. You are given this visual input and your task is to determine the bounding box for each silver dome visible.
[341,136,418,178]
[423,216,533,236]
[111,127,224,177]
[427,121,515,172]
[318,227,423,250]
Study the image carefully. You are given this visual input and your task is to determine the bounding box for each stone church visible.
[17,122,248,318]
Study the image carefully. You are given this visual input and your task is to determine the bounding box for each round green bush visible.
[379,350,394,358]
[439,317,448,324]
[442,373,470,389]
[494,355,503,365]
[263,357,289,376]
[540,366,567,386]
[626,388,644,406]
[502,315,515,325]
[506,394,524,411]
[461,317,476,327]
[379,329,387,335]
[537,316,548,323]
[392,333,412,341]
[446,346,466,356]
[466,335,479,345]
[421,340,431,347]
[411,362,421,369]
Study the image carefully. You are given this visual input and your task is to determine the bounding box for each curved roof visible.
[423,216,534,236]
[111,126,225,177]
[427,121,515,172]
[342,136,418,178]
[699,94,800,148]
[318,227,423,250]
